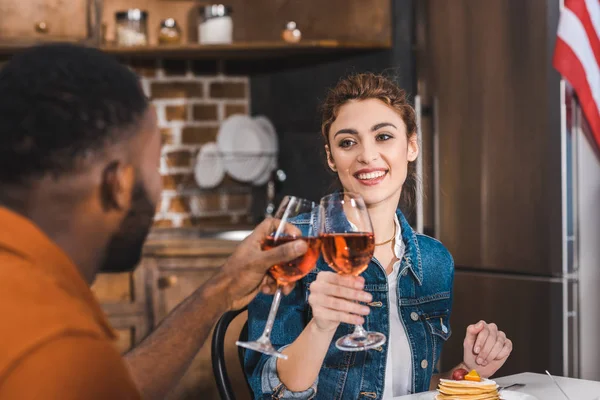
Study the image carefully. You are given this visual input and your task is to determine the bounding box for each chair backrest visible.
[211,306,252,400]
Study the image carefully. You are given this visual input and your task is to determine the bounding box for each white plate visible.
[217,115,271,182]
[251,158,275,185]
[251,115,278,185]
[500,391,539,400]
[253,115,278,151]
[418,390,538,400]
[194,142,225,189]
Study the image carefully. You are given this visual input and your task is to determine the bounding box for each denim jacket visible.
[244,210,455,399]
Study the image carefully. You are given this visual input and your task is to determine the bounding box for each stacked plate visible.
[251,116,278,185]
[194,142,225,189]
[214,114,278,186]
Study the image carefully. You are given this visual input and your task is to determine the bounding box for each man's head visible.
[0,43,162,280]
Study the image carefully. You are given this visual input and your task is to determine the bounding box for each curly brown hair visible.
[320,72,418,213]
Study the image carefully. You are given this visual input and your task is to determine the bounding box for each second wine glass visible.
[319,191,386,352]
[236,195,321,359]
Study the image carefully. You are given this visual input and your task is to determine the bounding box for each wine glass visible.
[318,191,386,351]
[236,196,321,359]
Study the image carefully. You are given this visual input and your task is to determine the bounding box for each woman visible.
[245,73,512,399]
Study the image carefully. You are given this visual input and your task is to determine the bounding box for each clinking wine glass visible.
[236,196,321,359]
[318,191,386,351]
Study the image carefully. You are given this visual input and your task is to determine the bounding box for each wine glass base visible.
[335,331,386,352]
[236,340,289,360]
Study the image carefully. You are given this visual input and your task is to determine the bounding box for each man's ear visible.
[100,161,135,212]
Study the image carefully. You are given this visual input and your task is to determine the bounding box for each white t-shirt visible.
[382,215,412,398]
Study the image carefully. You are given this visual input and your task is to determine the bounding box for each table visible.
[394,372,600,399]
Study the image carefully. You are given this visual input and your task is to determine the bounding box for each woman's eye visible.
[339,139,355,148]
[376,133,393,141]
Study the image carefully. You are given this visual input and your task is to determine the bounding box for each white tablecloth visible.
[393,372,600,399]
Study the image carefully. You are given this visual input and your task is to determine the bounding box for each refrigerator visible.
[414,0,600,379]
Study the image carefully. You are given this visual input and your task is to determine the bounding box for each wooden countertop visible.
[143,238,241,257]
[142,227,253,257]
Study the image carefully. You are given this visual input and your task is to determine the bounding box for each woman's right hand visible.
[308,271,373,333]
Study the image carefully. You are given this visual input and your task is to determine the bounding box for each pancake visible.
[436,378,501,400]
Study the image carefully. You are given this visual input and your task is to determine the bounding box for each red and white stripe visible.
[554,0,600,147]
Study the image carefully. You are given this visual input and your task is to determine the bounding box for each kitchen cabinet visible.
[91,269,150,354]
[0,0,93,43]
[92,234,251,399]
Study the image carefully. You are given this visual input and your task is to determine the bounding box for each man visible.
[0,44,306,399]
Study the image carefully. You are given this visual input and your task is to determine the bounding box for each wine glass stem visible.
[350,299,367,338]
[259,284,283,342]
[352,323,368,338]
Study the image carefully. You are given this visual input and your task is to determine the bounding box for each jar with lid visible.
[198,4,233,44]
[115,9,148,46]
[282,21,302,43]
[158,18,182,45]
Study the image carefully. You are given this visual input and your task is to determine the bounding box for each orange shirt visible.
[0,207,141,399]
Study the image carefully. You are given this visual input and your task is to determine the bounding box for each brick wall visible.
[127,59,253,229]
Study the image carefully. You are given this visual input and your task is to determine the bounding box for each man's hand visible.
[124,218,308,400]
[216,218,309,310]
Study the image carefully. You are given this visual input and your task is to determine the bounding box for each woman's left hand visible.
[462,320,512,378]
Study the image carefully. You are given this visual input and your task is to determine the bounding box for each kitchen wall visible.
[125,58,254,229]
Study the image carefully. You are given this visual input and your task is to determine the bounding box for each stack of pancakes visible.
[435,378,501,400]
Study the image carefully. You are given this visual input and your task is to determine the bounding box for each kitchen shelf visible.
[0,40,390,59]
[102,40,390,59]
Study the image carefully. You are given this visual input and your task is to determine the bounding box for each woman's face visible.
[327,98,418,207]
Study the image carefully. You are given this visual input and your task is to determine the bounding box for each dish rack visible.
[189,150,285,218]
[206,152,285,218]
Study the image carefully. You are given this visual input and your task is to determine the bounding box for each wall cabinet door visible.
[0,0,90,42]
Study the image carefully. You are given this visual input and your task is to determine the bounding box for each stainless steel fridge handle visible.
[432,96,441,238]
[414,94,440,237]
[414,95,424,234]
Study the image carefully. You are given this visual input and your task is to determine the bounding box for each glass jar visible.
[115,9,148,47]
[282,21,302,43]
[198,4,233,44]
[158,18,182,45]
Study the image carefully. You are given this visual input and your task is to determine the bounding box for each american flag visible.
[553,0,600,148]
